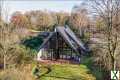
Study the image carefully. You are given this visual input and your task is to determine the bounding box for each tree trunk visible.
[114,60,116,70]
[4,55,6,70]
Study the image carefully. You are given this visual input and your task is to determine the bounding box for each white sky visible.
[1,0,85,22]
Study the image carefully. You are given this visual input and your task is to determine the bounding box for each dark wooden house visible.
[37,26,89,61]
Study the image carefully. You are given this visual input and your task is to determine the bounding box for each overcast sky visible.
[1,0,85,21]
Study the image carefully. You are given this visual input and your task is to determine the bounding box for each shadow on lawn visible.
[39,65,82,80]
[43,75,82,80]
[80,55,104,80]
[40,66,52,78]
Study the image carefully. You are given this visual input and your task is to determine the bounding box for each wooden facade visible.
[37,26,89,62]
[39,32,80,61]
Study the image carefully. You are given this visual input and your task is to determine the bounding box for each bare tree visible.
[70,5,90,37]
[91,0,120,70]
[27,10,55,31]
[55,12,69,26]
[0,0,3,27]
[0,24,20,69]
[0,1,20,69]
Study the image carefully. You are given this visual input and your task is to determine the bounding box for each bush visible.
[15,45,37,64]
[5,45,37,67]
[0,69,25,80]
[0,68,34,80]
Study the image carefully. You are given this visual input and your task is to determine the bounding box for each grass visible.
[0,57,103,80]
[80,56,104,80]
[37,55,104,80]
[38,64,96,80]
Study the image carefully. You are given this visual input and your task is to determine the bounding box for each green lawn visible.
[80,56,104,80]
[38,64,96,80]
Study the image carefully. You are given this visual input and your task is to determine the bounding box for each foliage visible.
[10,10,71,31]
[10,11,30,28]
[0,43,37,67]
[55,12,69,26]
[0,23,37,68]
[0,25,21,69]
[14,45,37,65]
[0,68,25,80]
[0,65,34,80]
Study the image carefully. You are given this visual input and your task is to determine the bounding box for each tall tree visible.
[0,7,20,69]
[91,0,120,71]
[70,5,90,37]
[0,25,20,69]
[55,12,69,26]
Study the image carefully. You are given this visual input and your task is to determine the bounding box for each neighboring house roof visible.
[39,26,89,53]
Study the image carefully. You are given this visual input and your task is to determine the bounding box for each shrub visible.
[0,69,25,80]
[15,45,37,64]
[5,45,37,67]
[0,68,34,80]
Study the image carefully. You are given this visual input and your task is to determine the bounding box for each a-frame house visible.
[37,26,89,61]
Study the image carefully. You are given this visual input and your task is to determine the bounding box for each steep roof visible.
[39,26,89,53]
[39,32,55,49]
